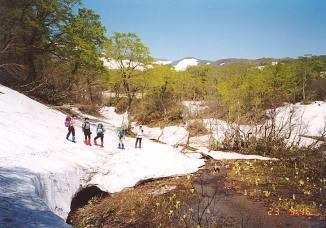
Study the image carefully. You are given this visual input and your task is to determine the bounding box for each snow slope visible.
[0,85,204,227]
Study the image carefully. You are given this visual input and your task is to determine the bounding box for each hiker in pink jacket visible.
[65,115,77,143]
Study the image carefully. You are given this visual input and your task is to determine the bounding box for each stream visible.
[192,167,326,227]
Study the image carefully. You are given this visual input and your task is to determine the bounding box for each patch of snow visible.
[182,100,208,116]
[201,101,326,147]
[100,106,129,129]
[270,101,326,146]
[102,58,146,71]
[102,91,142,99]
[136,125,163,140]
[131,125,189,146]
[203,150,276,160]
[202,118,251,143]
[160,126,189,146]
[189,135,211,148]
[175,58,199,71]
[185,152,203,159]
[147,185,177,195]
[102,91,117,98]
[155,60,173,65]
[0,85,204,227]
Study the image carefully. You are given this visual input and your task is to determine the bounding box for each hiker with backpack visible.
[117,128,125,149]
[65,115,76,143]
[135,125,144,148]
[82,118,92,146]
[94,123,105,147]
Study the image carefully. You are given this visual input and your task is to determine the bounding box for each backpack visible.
[118,130,124,137]
[97,127,105,134]
[83,122,90,130]
[64,117,71,127]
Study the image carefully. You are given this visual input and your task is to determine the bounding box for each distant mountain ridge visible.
[155,57,282,71]
[104,57,296,71]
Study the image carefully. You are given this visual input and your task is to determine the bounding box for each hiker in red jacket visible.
[82,118,92,146]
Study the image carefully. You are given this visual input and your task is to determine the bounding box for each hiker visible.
[117,128,125,149]
[82,118,92,146]
[94,123,105,147]
[135,125,144,148]
[65,115,76,143]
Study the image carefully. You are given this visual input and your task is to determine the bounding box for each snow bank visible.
[189,135,211,148]
[200,101,326,147]
[100,106,129,129]
[102,58,146,71]
[182,100,208,116]
[154,60,173,65]
[202,118,251,143]
[175,58,199,71]
[203,150,275,161]
[0,85,204,227]
[270,101,326,146]
[131,125,189,146]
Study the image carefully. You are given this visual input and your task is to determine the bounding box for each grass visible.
[70,174,224,227]
[70,176,195,227]
[219,159,326,220]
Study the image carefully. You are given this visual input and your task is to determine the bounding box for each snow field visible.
[0,85,204,227]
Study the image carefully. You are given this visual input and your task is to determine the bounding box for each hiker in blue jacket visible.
[94,123,105,147]
[117,128,125,149]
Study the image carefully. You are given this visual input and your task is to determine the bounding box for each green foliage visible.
[0,0,108,104]
[105,32,153,70]
[295,56,326,101]
[58,7,107,73]
[217,57,326,120]
[104,32,153,109]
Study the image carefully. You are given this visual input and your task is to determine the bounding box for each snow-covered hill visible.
[103,57,212,71]
[154,59,173,65]
[174,58,199,71]
[0,85,204,227]
[102,56,285,72]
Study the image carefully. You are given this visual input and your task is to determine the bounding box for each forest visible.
[1,1,326,118]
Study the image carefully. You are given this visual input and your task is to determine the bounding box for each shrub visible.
[187,120,208,136]
[79,105,101,117]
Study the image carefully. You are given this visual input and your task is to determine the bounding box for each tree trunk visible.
[122,77,132,111]
[88,80,94,104]
[302,70,307,102]
[26,50,37,82]
[302,80,306,102]
[72,62,79,75]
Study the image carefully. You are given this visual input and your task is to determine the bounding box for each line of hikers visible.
[64,115,144,149]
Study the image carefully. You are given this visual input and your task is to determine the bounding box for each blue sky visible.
[82,0,326,60]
